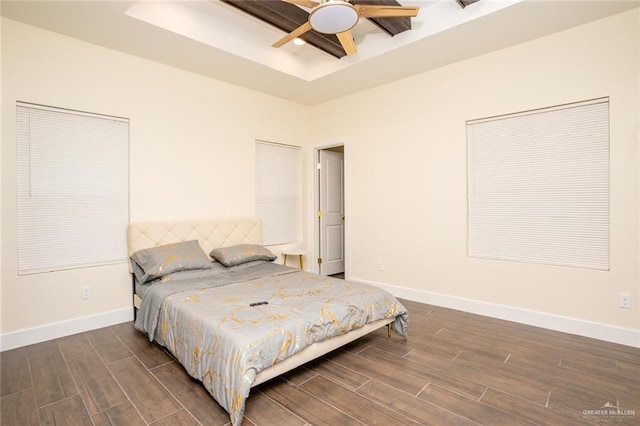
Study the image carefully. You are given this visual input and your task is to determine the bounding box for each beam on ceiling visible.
[456,0,480,8]
[351,0,412,36]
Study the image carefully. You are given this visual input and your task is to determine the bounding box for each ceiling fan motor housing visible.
[309,1,359,34]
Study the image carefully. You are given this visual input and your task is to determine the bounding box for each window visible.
[17,103,129,274]
[255,140,301,245]
[467,98,609,270]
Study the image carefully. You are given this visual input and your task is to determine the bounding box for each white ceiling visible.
[2,0,638,105]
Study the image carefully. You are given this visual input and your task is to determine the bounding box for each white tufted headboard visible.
[127,217,263,272]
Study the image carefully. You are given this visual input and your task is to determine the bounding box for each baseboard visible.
[0,307,134,351]
[351,277,640,348]
[2,284,638,351]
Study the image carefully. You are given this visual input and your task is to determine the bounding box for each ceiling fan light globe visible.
[309,1,358,34]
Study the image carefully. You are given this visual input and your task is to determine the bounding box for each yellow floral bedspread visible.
[135,263,408,426]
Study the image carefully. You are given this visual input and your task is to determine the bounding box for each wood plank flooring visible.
[2,299,639,425]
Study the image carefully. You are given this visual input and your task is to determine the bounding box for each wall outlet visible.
[377,261,384,271]
[81,286,91,300]
[618,293,631,309]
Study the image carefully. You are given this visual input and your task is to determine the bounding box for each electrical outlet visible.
[81,286,91,300]
[619,293,631,309]
[377,261,384,271]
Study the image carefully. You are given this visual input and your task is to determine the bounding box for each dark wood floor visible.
[2,299,639,425]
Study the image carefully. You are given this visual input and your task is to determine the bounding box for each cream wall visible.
[0,18,310,337]
[1,9,638,348]
[310,9,639,332]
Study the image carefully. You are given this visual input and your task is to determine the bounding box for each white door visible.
[319,149,345,275]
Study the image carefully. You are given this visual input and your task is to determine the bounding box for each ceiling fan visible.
[272,0,420,56]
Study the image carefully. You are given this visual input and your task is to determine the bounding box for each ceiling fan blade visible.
[336,30,357,56]
[272,22,313,48]
[355,5,419,18]
[282,0,320,8]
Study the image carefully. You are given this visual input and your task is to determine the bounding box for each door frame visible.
[312,140,350,276]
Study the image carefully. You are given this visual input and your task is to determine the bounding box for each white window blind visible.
[17,103,129,274]
[467,98,609,270]
[255,141,301,245]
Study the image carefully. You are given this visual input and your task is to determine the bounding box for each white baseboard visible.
[2,282,638,351]
[0,307,134,351]
[352,277,640,348]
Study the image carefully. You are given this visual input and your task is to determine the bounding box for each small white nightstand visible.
[282,250,307,270]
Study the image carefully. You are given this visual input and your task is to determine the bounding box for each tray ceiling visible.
[1,0,637,104]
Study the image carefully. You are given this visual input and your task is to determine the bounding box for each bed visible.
[128,217,408,426]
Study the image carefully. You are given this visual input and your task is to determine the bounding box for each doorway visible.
[315,145,345,276]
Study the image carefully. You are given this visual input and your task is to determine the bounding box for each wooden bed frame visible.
[127,217,394,387]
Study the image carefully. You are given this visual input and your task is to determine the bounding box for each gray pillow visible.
[130,240,212,283]
[210,244,276,267]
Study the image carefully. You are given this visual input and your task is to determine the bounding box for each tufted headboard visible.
[127,217,263,272]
